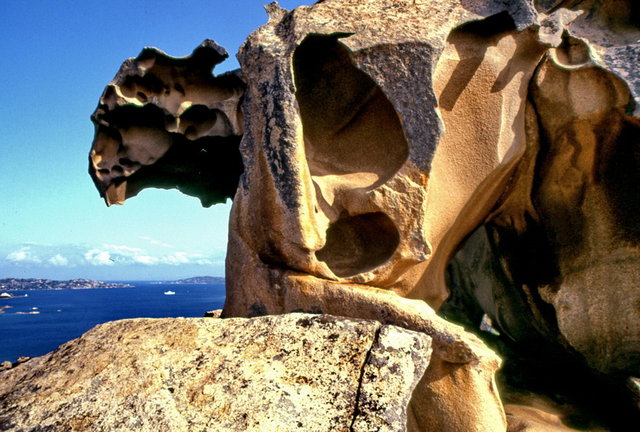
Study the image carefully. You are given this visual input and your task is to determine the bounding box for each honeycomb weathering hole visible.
[315,212,400,277]
[293,35,408,188]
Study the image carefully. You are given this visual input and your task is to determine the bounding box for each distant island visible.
[0,278,133,291]
[154,276,225,285]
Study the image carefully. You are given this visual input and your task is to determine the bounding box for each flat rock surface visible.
[0,314,431,432]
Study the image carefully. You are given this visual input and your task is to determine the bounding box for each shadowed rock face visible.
[89,40,244,207]
[439,1,640,429]
[85,0,640,430]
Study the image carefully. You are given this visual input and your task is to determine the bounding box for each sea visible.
[0,281,226,363]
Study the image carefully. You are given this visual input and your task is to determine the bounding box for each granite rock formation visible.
[82,0,640,430]
[89,40,244,207]
[0,315,430,432]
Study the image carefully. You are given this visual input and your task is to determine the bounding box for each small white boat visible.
[164,290,176,295]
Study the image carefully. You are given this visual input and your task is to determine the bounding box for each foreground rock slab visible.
[0,314,430,432]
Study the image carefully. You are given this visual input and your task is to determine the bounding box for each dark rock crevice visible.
[349,325,382,432]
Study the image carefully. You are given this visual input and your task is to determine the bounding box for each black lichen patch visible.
[258,71,301,210]
[248,303,268,318]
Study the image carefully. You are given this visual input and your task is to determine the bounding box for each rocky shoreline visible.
[0,357,30,373]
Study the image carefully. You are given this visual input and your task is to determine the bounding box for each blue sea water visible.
[0,282,226,363]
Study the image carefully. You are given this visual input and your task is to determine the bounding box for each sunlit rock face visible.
[87,0,640,430]
[89,40,244,207]
[0,316,431,432]
[228,0,549,316]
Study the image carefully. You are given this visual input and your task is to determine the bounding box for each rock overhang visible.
[89,39,245,207]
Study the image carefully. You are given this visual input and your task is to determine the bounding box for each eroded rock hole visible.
[118,158,139,168]
[179,105,221,139]
[111,165,124,175]
[315,212,399,277]
[293,35,408,188]
[120,73,165,98]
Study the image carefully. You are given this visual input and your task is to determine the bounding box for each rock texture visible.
[84,0,640,430]
[89,40,244,207]
[438,1,640,429]
[0,314,430,432]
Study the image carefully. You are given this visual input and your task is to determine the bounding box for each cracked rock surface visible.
[0,314,430,432]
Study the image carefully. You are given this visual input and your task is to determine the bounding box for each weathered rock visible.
[204,308,222,318]
[0,314,430,432]
[444,222,640,429]
[227,0,549,315]
[89,40,244,207]
[0,362,10,373]
[630,377,640,409]
[435,2,640,428]
[85,0,640,430]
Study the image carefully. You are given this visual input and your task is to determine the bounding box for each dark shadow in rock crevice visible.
[123,134,243,207]
[315,212,400,278]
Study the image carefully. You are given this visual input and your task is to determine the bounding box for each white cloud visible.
[6,250,28,262]
[48,254,69,266]
[84,249,114,266]
[161,252,190,265]
[127,251,215,266]
[139,236,174,249]
[161,252,218,266]
[6,247,41,263]
[3,242,222,271]
[23,241,51,246]
[103,244,144,254]
[133,255,159,265]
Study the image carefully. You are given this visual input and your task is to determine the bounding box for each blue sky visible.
[0,0,310,280]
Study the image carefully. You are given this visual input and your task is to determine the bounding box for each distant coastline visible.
[0,278,134,291]
[0,276,225,292]
[152,276,225,285]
